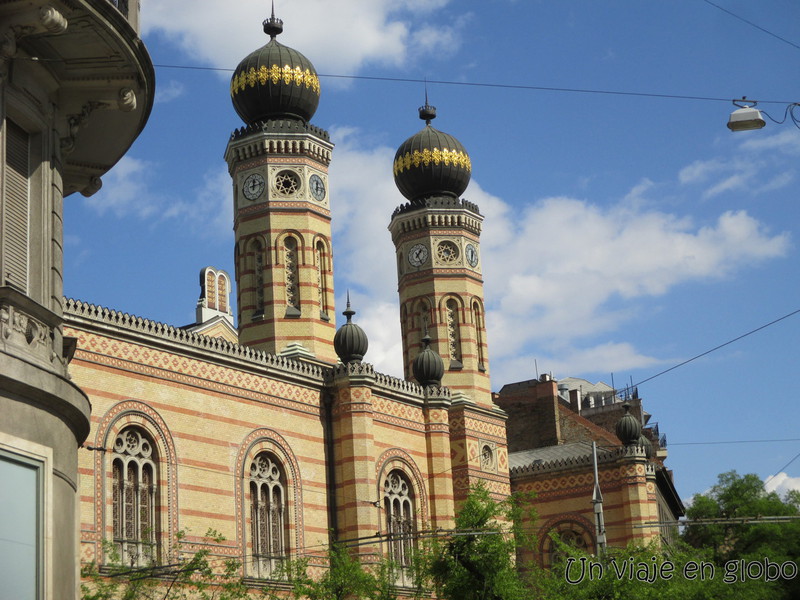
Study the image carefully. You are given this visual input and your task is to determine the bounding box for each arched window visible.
[473,301,486,370]
[206,269,217,310]
[542,522,594,568]
[315,240,329,317]
[445,299,462,365]
[284,236,300,314]
[218,273,228,313]
[250,453,287,578]
[249,239,265,317]
[112,427,158,566]
[383,470,416,572]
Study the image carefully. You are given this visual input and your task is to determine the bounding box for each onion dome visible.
[638,434,654,459]
[333,297,368,364]
[230,7,320,124]
[615,402,642,446]
[412,332,444,386]
[393,103,471,203]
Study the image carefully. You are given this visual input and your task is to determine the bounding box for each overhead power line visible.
[150,62,796,106]
[632,308,800,389]
[702,0,800,52]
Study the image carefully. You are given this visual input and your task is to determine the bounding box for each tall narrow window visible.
[250,453,287,578]
[206,270,217,310]
[249,240,264,317]
[218,274,228,313]
[445,299,462,365]
[3,120,30,292]
[473,301,486,370]
[112,428,157,567]
[315,241,328,316]
[284,236,300,314]
[383,470,415,576]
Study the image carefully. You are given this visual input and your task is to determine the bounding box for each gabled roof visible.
[183,314,238,344]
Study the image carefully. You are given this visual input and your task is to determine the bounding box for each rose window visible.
[275,170,300,196]
[436,241,459,264]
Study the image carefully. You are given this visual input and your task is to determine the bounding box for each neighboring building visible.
[496,375,684,567]
[0,0,154,597]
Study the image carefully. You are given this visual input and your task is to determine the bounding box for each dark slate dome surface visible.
[393,104,471,202]
[334,300,368,364]
[638,434,654,459]
[616,403,642,446]
[412,334,444,386]
[230,12,320,124]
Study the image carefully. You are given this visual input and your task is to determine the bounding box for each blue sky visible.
[63,0,800,503]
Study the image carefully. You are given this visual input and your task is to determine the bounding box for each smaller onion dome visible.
[393,103,471,203]
[230,7,320,125]
[412,332,444,386]
[638,434,654,460]
[615,402,642,446]
[333,297,368,364]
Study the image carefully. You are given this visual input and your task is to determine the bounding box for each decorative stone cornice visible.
[226,119,333,168]
[388,197,483,242]
[231,119,330,142]
[329,361,377,387]
[63,298,326,384]
[1,286,63,374]
[0,4,67,78]
[510,444,651,478]
[392,196,481,218]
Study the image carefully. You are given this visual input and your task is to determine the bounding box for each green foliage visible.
[81,529,251,600]
[428,484,527,600]
[533,541,784,600]
[278,542,376,600]
[682,470,800,600]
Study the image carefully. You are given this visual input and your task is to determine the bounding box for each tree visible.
[682,470,800,599]
[533,540,783,600]
[81,529,251,600]
[428,484,528,600]
[279,542,376,600]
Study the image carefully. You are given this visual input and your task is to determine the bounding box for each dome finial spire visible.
[263,0,284,39]
[343,290,355,323]
[334,290,369,364]
[419,80,436,125]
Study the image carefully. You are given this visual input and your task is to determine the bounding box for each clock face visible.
[408,243,428,267]
[309,174,326,201]
[466,243,479,267]
[242,173,265,201]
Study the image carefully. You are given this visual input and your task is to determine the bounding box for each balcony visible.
[1,0,154,196]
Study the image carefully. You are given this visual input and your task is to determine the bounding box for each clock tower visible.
[389,103,492,407]
[225,9,336,363]
[389,103,509,505]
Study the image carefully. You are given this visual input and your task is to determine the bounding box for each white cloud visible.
[155,80,186,104]
[740,128,800,155]
[678,158,724,184]
[764,472,800,498]
[83,156,158,219]
[141,0,462,78]
[322,132,790,383]
[474,183,788,382]
[82,158,232,239]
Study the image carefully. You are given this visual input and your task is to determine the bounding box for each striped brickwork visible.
[228,129,337,364]
[389,202,493,408]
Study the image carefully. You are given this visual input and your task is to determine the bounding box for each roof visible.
[509,441,595,470]
[558,377,613,393]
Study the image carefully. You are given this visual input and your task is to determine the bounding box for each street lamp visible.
[727,97,800,132]
[727,98,766,132]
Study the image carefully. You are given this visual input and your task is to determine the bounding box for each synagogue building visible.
[0,3,682,597]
